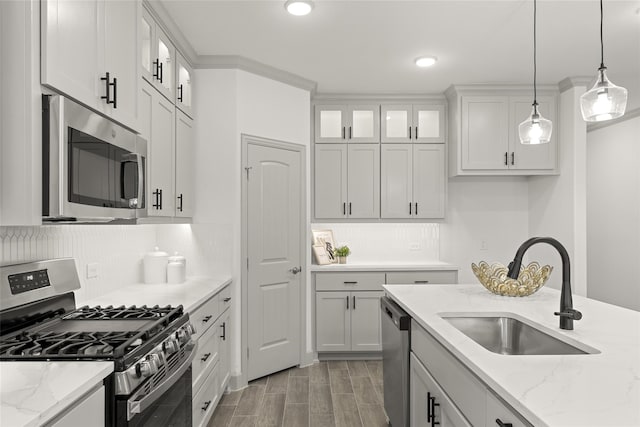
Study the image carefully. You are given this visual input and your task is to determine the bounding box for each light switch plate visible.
[87,262,99,279]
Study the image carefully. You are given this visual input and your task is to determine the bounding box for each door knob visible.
[288,266,302,274]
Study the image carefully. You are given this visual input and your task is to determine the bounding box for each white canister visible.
[167,253,186,284]
[144,247,169,284]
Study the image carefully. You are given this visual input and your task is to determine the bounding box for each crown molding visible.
[195,55,317,94]
[143,0,198,66]
[312,93,446,102]
[558,76,592,93]
[587,106,640,132]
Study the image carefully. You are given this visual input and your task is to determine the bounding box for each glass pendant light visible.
[519,0,552,145]
[580,0,628,122]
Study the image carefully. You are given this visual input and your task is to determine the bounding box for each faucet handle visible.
[554,308,583,320]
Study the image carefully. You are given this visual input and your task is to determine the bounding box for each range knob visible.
[139,360,158,378]
[175,329,188,344]
[163,338,179,355]
[147,353,162,370]
[185,323,196,336]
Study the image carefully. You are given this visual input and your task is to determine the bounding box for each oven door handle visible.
[127,341,197,421]
[121,153,144,209]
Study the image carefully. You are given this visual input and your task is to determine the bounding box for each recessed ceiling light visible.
[285,0,314,16]
[415,56,438,68]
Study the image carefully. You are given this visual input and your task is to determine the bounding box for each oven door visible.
[116,344,196,427]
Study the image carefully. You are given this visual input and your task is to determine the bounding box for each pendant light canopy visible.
[519,0,552,145]
[580,0,628,122]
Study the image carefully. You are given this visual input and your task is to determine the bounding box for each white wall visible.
[586,115,640,311]
[527,85,588,295]
[440,177,530,283]
[193,68,311,380]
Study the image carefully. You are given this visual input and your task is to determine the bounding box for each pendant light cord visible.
[599,0,605,69]
[533,0,538,109]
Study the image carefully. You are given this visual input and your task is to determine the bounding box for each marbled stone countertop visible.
[383,284,640,427]
[80,275,232,313]
[0,361,113,427]
[309,261,458,272]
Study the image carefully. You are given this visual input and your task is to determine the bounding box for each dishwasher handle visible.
[381,296,411,331]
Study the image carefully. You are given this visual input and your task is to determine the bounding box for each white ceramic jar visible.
[144,247,169,284]
[167,252,186,284]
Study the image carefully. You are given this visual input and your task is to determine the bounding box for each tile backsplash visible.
[313,223,440,263]
[0,225,157,304]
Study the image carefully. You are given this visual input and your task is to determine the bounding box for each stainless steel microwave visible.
[42,95,147,223]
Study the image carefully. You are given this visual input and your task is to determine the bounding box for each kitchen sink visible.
[440,313,598,355]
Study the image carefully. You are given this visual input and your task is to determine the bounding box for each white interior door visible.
[247,141,302,381]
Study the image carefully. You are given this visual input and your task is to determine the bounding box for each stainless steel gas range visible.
[0,258,197,426]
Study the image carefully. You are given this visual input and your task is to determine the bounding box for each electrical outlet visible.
[409,243,421,251]
[87,263,99,279]
[480,240,488,251]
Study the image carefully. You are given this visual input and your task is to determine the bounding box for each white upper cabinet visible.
[41,0,139,131]
[447,86,558,176]
[175,109,194,217]
[176,52,194,118]
[140,7,175,102]
[314,144,348,219]
[315,104,380,143]
[381,144,445,219]
[381,103,445,143]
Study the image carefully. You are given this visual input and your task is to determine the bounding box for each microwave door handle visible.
[127,342,197,421]
[121,153,144,208]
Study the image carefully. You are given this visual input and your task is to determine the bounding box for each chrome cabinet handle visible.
[288,266,301,274]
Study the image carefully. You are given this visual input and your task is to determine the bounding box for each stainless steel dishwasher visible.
[381,296,411,427]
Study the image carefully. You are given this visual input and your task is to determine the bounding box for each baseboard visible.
[227,372,248,392]
[318,352,382,361]
[300,351,318,367]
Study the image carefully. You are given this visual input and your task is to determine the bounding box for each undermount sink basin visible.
[440,313,598,355]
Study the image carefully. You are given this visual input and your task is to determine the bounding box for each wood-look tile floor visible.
[208,360,387,427]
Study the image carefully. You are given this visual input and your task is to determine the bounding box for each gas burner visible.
[0,331,140,358]
[63,305,177,320]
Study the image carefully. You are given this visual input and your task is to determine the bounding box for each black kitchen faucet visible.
[507,237,583,330]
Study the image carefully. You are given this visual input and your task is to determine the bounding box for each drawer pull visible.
[201,400,212,412]
[428,392,440,426]
[220,322,226,340]
[200,352,211,362]
[414,280,430,284]
[496,419,513,427]
[202,315,213,323]
[223,297,231,302]
[343,281,358,285]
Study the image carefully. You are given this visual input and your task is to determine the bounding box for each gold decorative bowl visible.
[471,261,553,297]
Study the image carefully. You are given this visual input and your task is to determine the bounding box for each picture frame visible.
[312,229,337,263]
[312,245,332,265]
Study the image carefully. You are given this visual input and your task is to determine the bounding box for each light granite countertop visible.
[80,275,233,313]
[0,361,113,427]
[383,284,640,427]
[309,261,458,272]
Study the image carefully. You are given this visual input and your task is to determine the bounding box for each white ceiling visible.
[160,0,640,105]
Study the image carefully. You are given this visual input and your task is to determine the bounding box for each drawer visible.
[411,320,486,427]
[385,270,458,285]
[315,272,386,291]
[486,391,532,427]
[192,321,220,395]
[219,285,232,312]
[192,363,221,427]
[190,294,220,340]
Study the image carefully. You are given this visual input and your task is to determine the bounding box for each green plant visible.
[334,245,351,257]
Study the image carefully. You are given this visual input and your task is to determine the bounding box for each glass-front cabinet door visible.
[176,52,193,117]
[381,105,412,142]
[315,104,380,143]
[156,27,175,99]
[140,8,154,83]
[315,105,348,143]
[413,104,445,143]
[347,105,380,143]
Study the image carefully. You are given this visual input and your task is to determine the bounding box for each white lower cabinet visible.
[48,385,105,427]
[190,283,232,427]
[316,290,384,352]
[410,352,471,427]
[411,320,533,427]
